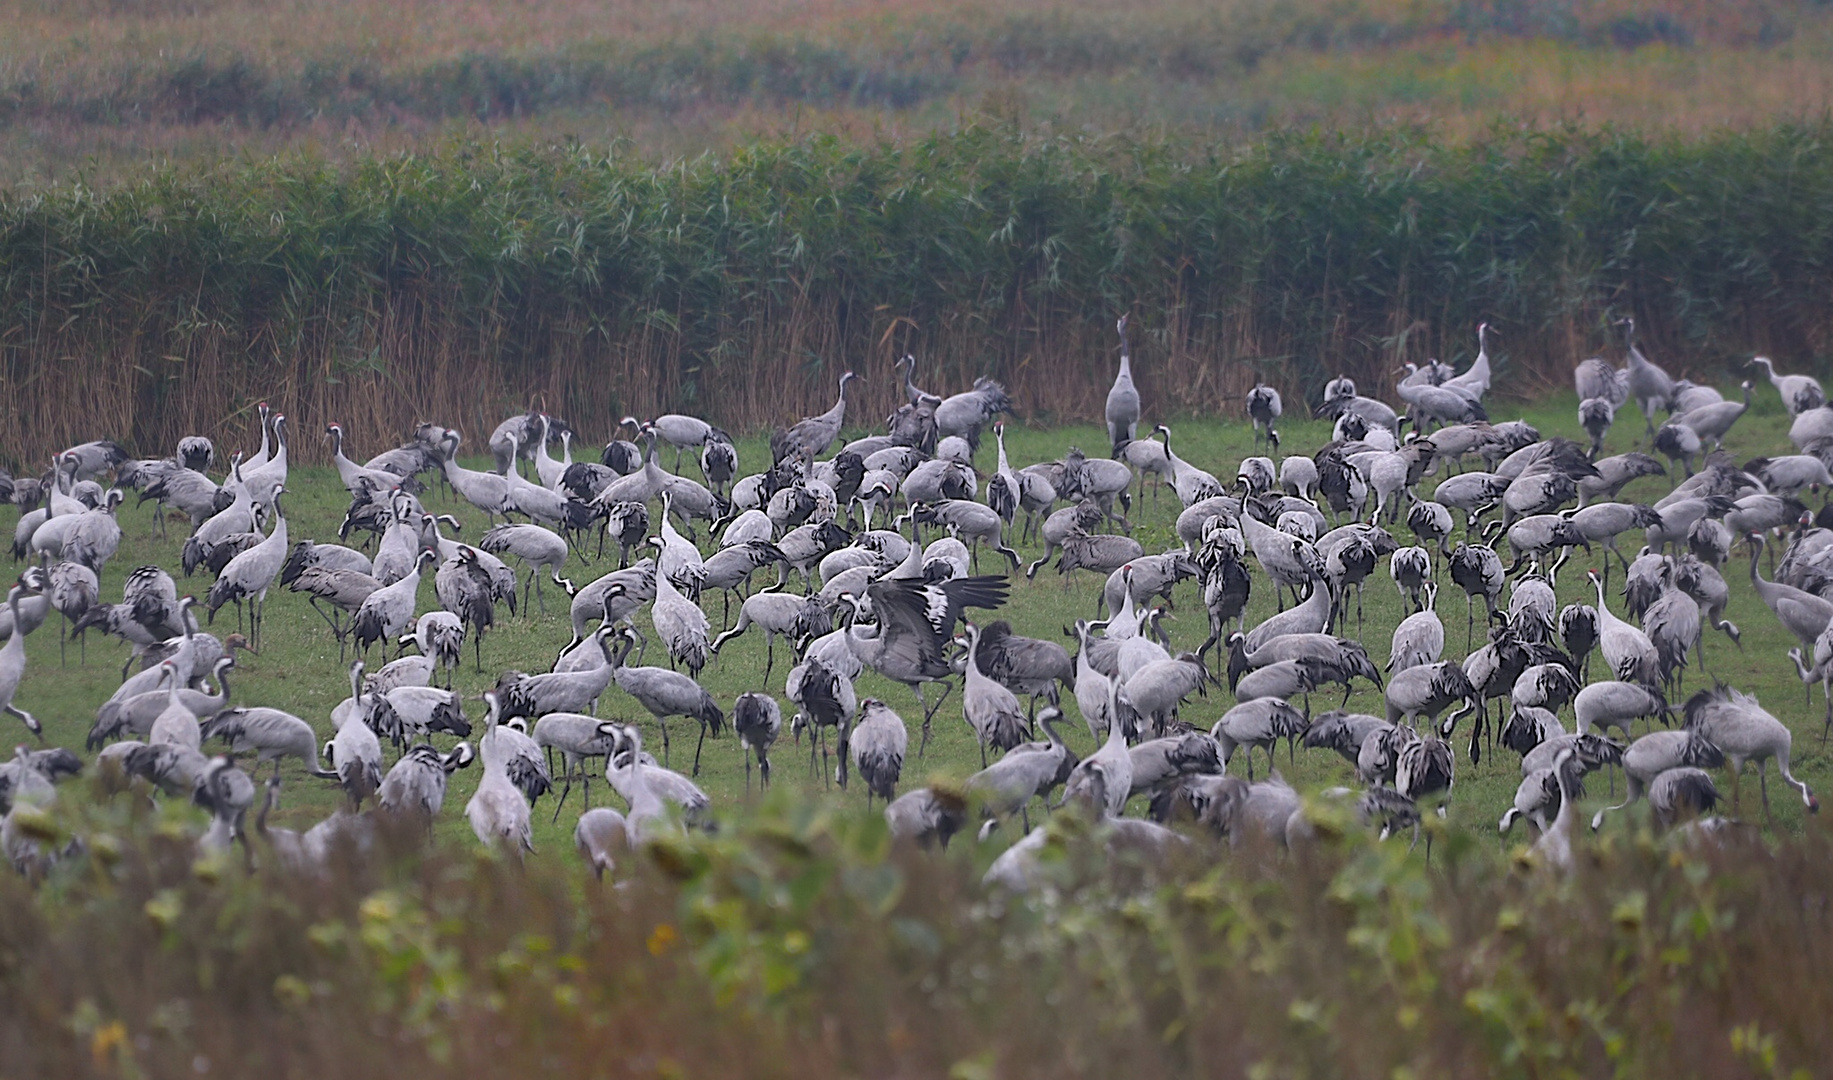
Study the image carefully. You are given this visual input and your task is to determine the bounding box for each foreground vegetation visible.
[6,121,1833,462]
[4,0,1832,181]
[4,784,1830,1078]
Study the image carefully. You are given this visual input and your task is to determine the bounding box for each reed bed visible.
[3,122,1833,461]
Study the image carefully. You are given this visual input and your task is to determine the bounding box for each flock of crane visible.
[0,313,1827,888]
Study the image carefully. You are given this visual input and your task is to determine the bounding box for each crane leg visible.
[692,723,708,778]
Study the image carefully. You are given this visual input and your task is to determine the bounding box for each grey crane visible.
[910,500,1020,573]
[1645,767,1721,831]
[1669,555,1740,660]
[557,561,654,658]
[884,786,968,850]
[1389,584,1445,674]
[1683,684,1817,816]
[649,551,710,677]
[468,693,534,856]
[86,654,236,750]
[850,698,909,806]
[1246,382,1282,452]
[574,806,627,880]
[1572,502,1664,587]
[1657,421,1708,473]
[1317,381,1401,433]
[282,539,375,582]
[0,580,43,737]
[1406,500,1453,556]
[1588,729,1724,831]
[1620,317,1675,436]
[611,636,726,776]
[1431,471,1507,531]
[1588,569,1660,684]
[1105,314,1141,456]
[1641,581,1700,692]
[1395,377,1486,432]
[436,545,512,671]
[1749,355,1824,416]
[1671,382,1752,451]
[1233,657,1319,707]
[1507,576,1557,644]
[595,423,668,508]
[497,631,623,723]
[1746,534,1833,654]
[934,378,1012,448]
[651,412,728,472]
[1525,746,1582,872]
[1789,407,1833,449]
[970,619,1071,719]
[772,371,858,465]
[1055,530,1145,584]
[1302,710,1390,768]
[733,691,782,792]
[1126,653,1210,735]
[1578,395,1616,458]
[1195,544,1252,660]
[1243,562,1334,653]
[1686,515,1733,567]
[1101,552,1195,618]
[1448,542,1505,651]
[1511,663,1581,714]
[1212,697,1308,779]
[529,714,619,819]
[45,559,98,665]
[964,709,1077,834]
[1384,661,1476,733]
[192,756,257,856]
[961,622,1027,767]
[58,438,129,481]
[1503,514,1589,583]
[1672,379,1724,414]
[437,430,512,521]
[1062,447,1135,530]
[286,564,380,657]
[1063,679,1133,817]
[1533,339,1595,406]
[1574,680,1669,741]
[1242,509,1326,607]
[200,707,322,778]
[407,610,465,689]
[377,742,474,818]
[322,662,383,810]
[1390,546,1432,612]
[787,653,858,787]
[350,548,435,661]
[606,726,711,842]
[325,423,413,497]
[367,685,471,753]
[1578,452,1665,505]
[204,482,289,646]
[479,522,569,615]
[710,591,824,680]
[1500,759,1581,836]
[844,574,1008,751]
[1746,454,1832,498]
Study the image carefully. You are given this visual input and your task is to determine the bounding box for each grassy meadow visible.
[9,376,1827,854]
[5,0,1833,184]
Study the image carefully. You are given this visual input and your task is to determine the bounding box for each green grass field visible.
[11,377,1827,865]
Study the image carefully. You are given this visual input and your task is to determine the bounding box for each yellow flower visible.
[90,1020,127,1067]
[646,923,679,956]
